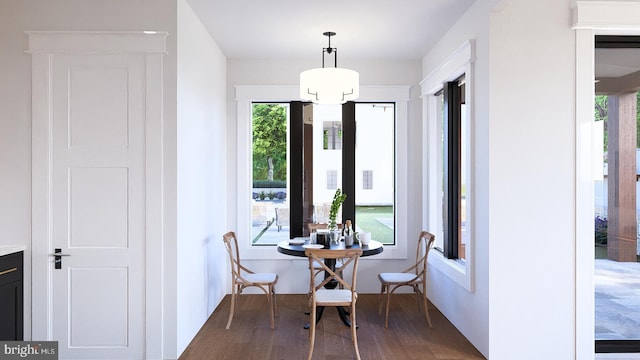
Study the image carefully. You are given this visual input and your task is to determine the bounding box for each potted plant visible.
[328,189,346,243]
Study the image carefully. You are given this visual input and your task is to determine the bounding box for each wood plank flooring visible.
[179,294,485,360]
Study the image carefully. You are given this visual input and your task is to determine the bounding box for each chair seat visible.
[315,289,354,304]
[242,272,278,284]
[379,272,422,284]
[378,231,435,329]
[223,231,278,330]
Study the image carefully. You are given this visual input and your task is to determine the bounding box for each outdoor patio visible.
[595,258,640,340]
[251,205,394,245]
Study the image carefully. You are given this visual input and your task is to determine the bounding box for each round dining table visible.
[276,238,384,257]
[277,237,384,328]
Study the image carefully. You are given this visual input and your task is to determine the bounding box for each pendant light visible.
[300,32,359,104]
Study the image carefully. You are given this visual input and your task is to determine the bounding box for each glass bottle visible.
[344,220,353,236]
[312,205,317,224]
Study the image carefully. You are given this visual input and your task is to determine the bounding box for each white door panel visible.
[68,267,129,347]
[49,53,145,359]
[29,31,166,359]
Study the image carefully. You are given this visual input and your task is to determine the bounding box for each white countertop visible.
[0,246,26,257]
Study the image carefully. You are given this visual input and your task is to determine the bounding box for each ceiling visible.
[595,48,640,78]
[185,0,476,60]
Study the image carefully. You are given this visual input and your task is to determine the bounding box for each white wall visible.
[422,0,578,358]
[421,0,493,356]
[226,59,424,295]
[0,0,181,357]
[489,0,576,359]
[0,5,34,340]
[176,0,227,355]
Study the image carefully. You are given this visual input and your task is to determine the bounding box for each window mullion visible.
[443,82,461,259]
[290,101,305,238]
[342,101,356,228]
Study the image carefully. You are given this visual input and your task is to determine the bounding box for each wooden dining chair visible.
[306,248,362,360]
[306,223,345,279]
[222,231,278,329]
[378,231,435,328]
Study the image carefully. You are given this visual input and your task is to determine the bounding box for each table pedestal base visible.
[304,306,356,329]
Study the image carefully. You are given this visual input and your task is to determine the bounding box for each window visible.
[235,84,410,260]
[250,103,290,245]
[422,40,474,291]
[354,104,395,245]
[308,103,394,245]
[326,170,337,190]
[323,121,342,150]
[441,77,468,261]
[362,170,373,189]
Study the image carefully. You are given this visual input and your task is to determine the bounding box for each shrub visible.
[253,180,286,188]
[595,216,607,245]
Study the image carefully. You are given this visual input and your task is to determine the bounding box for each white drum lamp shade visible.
[299,32,359,105]
[300,67,359,104]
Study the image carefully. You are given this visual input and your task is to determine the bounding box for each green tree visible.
[252,104,287,181]
[594,94,608,152]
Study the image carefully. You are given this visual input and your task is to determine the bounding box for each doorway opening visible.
[594,35,640,353]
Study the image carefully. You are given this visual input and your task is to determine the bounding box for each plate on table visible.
[302,244,324,249]
[289,238,306,245]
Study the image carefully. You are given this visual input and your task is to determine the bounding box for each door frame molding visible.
[27,31,167,359]
[573,1,640,357]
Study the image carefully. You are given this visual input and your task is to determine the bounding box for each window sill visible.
[428,251,474,292]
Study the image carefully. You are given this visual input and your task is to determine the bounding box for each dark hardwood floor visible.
[179,294,485,360]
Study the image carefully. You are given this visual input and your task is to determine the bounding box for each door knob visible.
[49,248,70,269]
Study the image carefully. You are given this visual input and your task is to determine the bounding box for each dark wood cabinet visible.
[0,251,23,340]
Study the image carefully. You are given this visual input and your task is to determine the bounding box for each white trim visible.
[573,1,640,358]
[596,354,640,359]
[235,85,411,260]
[30,50,52,342]
[573,1,640,31]
[143,51,165,360]
[422,40,475,292]
[235,85,410,103]
[28,31,165,358]
[575,27,596,360]
[26,31,168,54]
[420,40,475,95]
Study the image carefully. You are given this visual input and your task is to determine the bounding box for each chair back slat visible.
[378,230,435,329]
[221,231,278,330]
[415,231,435,277]
[306,248,362,294]
[223,231,243,281]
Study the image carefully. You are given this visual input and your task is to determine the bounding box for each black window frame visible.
[290,101,396,245]
[442,77,465,259]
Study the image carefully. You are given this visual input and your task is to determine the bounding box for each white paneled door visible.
[52,53,145,358]
[29,32,166,359]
